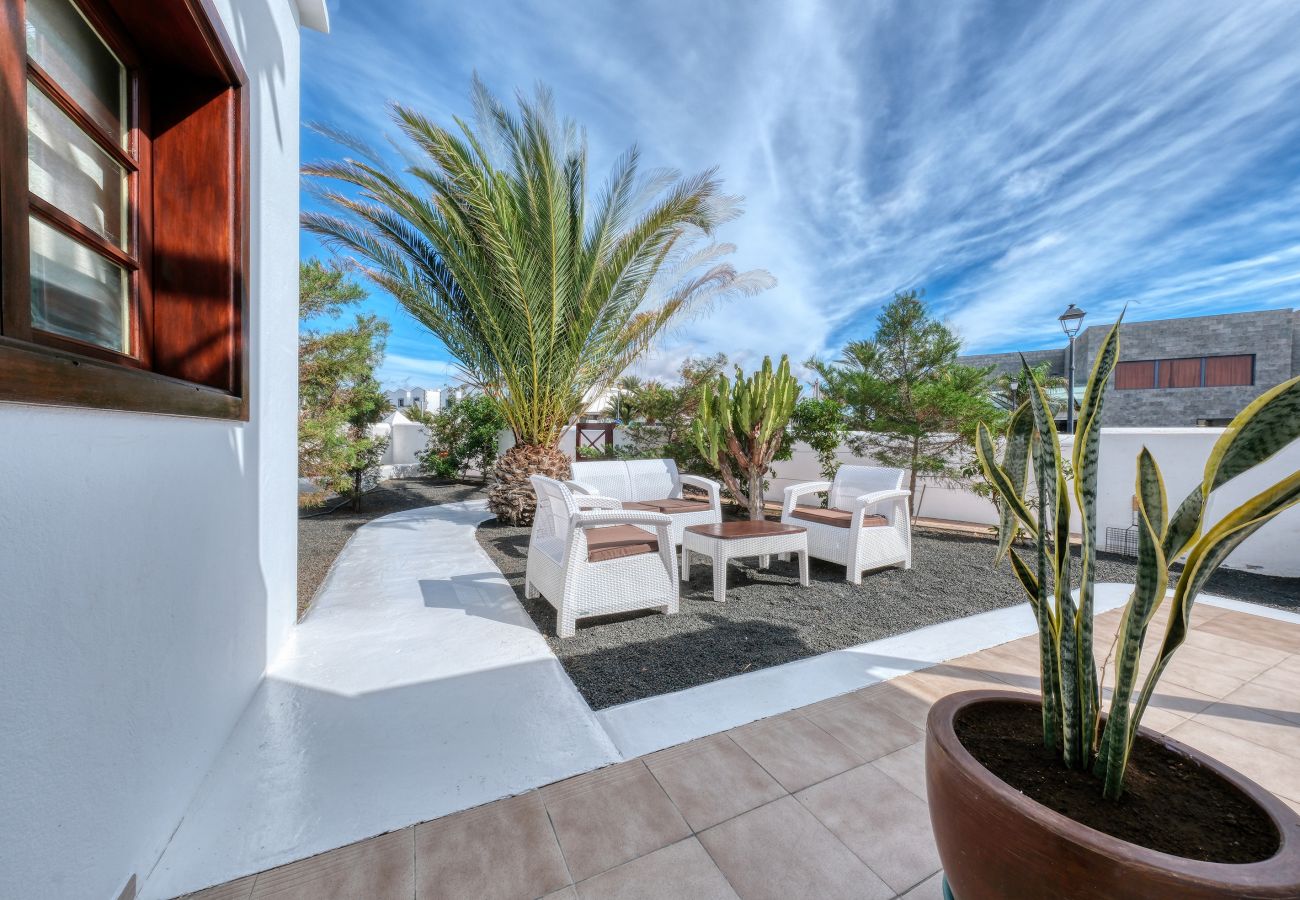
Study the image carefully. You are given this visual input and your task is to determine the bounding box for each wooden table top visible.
[684,520,806,540]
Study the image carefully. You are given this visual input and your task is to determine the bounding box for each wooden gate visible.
[575,422,614,455]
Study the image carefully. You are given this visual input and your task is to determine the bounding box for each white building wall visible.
[0,3,304,899]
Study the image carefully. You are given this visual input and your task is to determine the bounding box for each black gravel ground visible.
[298,478,486,618]
[476,520,1299,710]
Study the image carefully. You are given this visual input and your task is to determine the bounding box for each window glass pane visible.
[29,216,129,354]
[1157,357,1201,388]
[1114,360,1155,390]
[27,82,128,249]
[24,0,126,145]
[1205,355,1254,387]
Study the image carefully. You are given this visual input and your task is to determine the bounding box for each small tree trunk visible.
[747,469,765,520]
[908,437,921,519]
[352,471,363,512]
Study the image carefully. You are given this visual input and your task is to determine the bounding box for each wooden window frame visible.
[0,0,249,420]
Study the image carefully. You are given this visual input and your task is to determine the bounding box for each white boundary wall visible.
[0,4,306,899]
[768,429,1300,577]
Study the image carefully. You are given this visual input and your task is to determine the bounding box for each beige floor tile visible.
[574,838,737,900]
[1218,678,1300,726]
[250,829,414,900]
[1253,661,1300,694]
[1194,701,1300,760]
[1157,654,1246,700]
[898,871,947,899]
[807,693,923,762]
[1165,642,1279,683]
[542,761,690,882]
[1181,628,1290,666]
[963,644,1042,690]
[1200,615,1300,654]
[540,888,577,900]
[1273,654,1300,677]
[796,764,941,894]
[1131,705,1187,736]
[186,876,256,900]
[698,796,892,900]
[843,680,933,728]
[646,734,785,831]
[1105,677,1218,722]
[870,740,927,801]
[1167,718,1300,802]
[415,792,569,900]
[1190,603,1232,623]
[902,663,1014,701]
[728,713,865,792]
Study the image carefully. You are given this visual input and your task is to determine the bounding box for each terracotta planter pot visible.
[925,690,1300,899]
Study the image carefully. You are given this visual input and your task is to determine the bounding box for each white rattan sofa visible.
[780,465,912,584]
[526,475,680,638]
[567,459,722,545]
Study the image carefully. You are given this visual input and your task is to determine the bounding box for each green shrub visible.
[417,393,507,481]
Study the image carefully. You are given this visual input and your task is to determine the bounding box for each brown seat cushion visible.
[622,498,711,515]
[791,508,889,529]
[585,524,660,562]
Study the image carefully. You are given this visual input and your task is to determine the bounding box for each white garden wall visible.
[767,429,1300,577]
[0,3,308,899]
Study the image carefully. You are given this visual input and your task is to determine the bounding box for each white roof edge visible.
[296,0,330,33]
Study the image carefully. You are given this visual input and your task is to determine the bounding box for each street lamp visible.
[1059,304,1086,433]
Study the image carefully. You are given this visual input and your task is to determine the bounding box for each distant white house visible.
[385,386,441,413]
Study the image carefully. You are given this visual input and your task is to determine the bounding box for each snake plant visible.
[976,317,1300,799]
[694,355,800,520]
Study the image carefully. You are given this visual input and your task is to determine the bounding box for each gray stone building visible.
[960,309,1300,426]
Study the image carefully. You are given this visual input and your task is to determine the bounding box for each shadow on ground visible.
[476,518,1299,710]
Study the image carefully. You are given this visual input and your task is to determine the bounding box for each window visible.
[1114,360,1156,390]
[1114,354,1255,390]
[1157,357,1201,389]
[1205,354,1254,387]
[1,0,247,418]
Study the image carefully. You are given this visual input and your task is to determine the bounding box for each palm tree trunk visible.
[489,442,572,526]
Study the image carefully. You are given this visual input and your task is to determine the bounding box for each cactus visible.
[976,315,1300,799]
[693,355,801,520]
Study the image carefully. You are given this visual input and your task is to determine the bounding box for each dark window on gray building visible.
[1115,354,1254,390]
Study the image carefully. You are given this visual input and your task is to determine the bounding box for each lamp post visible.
[1059,304,1086,433]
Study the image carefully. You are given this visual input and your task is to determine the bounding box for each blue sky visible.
[300,0,1300,389]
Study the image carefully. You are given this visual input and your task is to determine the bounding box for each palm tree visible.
[303,79,773,524]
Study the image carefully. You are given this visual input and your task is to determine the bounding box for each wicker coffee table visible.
[682,520,810,603]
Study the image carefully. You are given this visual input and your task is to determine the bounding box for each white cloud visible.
[305,0,1300,376]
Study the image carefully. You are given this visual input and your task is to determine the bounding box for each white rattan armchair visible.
[780,465,912,584]
[525,475,680,638]
[567,459,722,545]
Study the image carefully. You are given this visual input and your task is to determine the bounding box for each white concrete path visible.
[143,501,620,900]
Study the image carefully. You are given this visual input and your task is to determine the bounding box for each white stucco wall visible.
[767,429,1300,577]
[0,3,303,899]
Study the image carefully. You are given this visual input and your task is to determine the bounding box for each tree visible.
[303,78,774,524]
[992,361,1067,415]
[617,354,727,473]
[298,259,392,511]
[417,392,507,481]
[789,396,848,484]
[694,356,800,520]
[812,290,1000,517]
